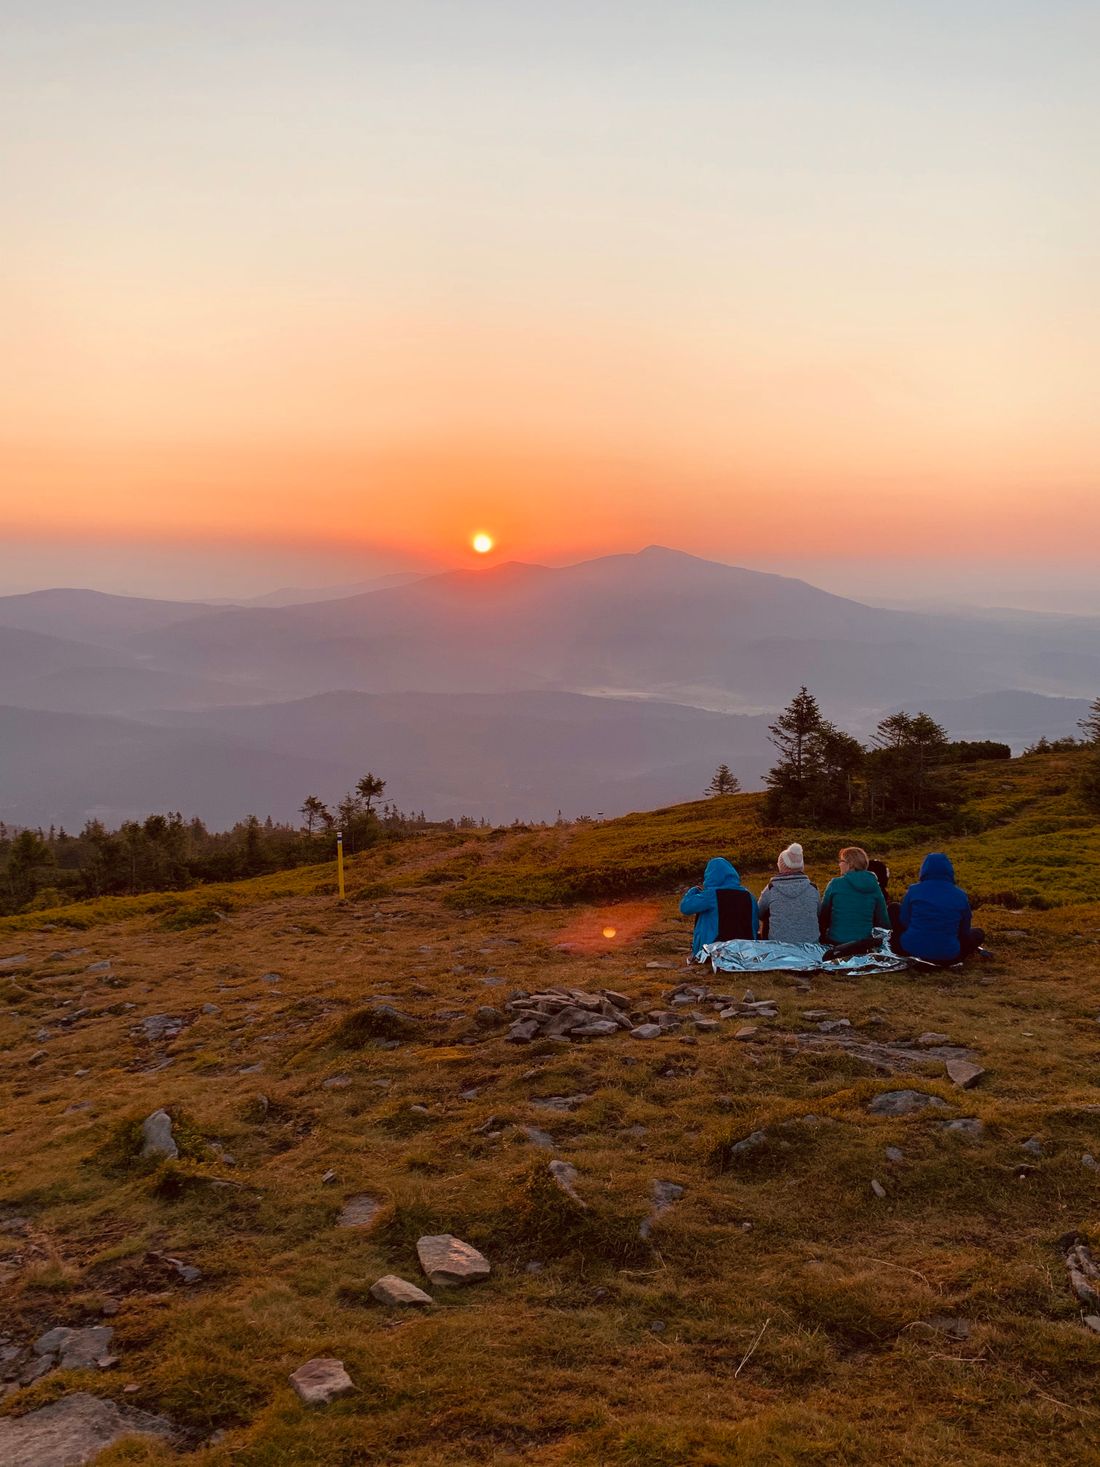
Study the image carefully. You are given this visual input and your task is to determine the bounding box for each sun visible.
[471,532,494,555]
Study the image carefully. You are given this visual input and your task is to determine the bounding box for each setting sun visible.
[472,532,494,555]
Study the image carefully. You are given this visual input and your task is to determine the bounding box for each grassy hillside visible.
[1,751,1098,1464]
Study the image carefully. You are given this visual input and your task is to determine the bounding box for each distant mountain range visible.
[0,547,1095,827]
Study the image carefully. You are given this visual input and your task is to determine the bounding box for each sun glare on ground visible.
[472,532,494,554]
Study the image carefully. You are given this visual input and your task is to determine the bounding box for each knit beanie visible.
[778,842,804,871]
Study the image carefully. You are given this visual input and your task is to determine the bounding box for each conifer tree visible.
[706,764,741,797]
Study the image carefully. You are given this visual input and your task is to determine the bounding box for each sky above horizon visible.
[2,1,1098,609]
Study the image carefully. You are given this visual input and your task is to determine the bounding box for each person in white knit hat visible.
[757,842,820,944]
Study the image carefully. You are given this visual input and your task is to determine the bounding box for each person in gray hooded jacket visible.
[757,843,820,943]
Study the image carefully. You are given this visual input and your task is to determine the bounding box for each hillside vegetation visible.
[0,750,1098,1465]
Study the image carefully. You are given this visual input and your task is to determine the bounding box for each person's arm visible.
[818,881,834,940]
[756,886,771,939]
[749,892,759,939]
[958,896,973,941]
[680,887,712,916]
[897,888,912,932]
[873,889,889,929]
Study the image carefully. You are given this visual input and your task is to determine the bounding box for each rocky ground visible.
[0,839,1099,1464]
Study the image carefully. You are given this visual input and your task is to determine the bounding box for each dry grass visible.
[0,753,1098,1463]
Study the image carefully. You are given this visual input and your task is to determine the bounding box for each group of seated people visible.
[681,843,985,965]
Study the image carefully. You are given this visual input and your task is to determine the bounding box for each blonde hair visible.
[839,846,869,870]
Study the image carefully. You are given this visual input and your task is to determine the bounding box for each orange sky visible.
[2,3,1098,603]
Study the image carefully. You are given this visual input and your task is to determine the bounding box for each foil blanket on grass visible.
[700,933,910,975]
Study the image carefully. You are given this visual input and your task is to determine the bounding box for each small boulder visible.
[289,1357,354,1406]
[630,1024,661,1039]
[0,1392,172,1464]
[945,1059,984,1089]
[140,1109,178,1160]
[370,1275,433,1307]
[520,1125,556,1150]
[733,1025,758,1040]
[35,1325,114,1370]
[885,1146,904,1164]
[944,1117,984,1138]
[417,1234,491,1287]
[870,1179,887,1199]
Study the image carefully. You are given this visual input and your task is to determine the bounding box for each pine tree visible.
[355,773,386,815]
[706,764,741,797]
[1078,695,1100,745]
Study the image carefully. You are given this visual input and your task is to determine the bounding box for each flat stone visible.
[1021,1136,1046,1156]
[801,1010,831,1021]
[917,1032,951,1046]
[1084,1315,1100,1334]
[369,1275,433,1307]
[520,1125,556,1149]
[140,1014,184,1042]
[885,1146,905,1163]
[867,1090,949,1117]
[630,1024,662,1039]
[694,1018,719,1033]
[417,1234,491,1287]
[569,1019,619,1038]
[733,1025,758,1040]
[1082,1153,1099,1172]
[944,1117,984,1137]
[289,1357,354,1406]
[85,961,111,974]
[0,954,29,969]
[508,1019,540,1043]
[261,972,281,984]
[818,1019,851,1033]
[140,1109,178,1159]
[646,962,674,969]
[145,1251,202,1285]
[201,1003,221,1015]
[34,1326,114,1369]
[531,1094,590,1111]
[338,1194,382,1229]
[547,1160,587,1208]
[475,1006,503,1027]
[728,1129,768,1158]
[322,1074,352,1090]
[651,1179,684,1210]
[945,1059,984,1088]
[0,1391,173,1465]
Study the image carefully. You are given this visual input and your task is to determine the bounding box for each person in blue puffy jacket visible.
[893,852,985,963]
[680,857,758,957]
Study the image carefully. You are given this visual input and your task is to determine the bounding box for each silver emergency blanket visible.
[700,932,909,975]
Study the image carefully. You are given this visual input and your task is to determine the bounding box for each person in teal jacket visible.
[680,858,758,956]
[818,846,889,945]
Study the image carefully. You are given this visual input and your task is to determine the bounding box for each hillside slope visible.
[0,753,1098,1465]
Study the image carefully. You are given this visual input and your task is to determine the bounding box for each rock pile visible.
[499,983,780,1043]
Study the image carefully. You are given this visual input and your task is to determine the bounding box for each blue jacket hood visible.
[919,852,955,883]
[703,858,741,888]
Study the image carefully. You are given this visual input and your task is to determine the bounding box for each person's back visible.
[758,842,819,943]
[895,852,978,962]
[680,857,758,956]
[819,846,889,944]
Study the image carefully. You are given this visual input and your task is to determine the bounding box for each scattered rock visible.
[646,961,674,970]
[289,1357,354,1406]
[322,1170,337,1185]
[1082,1153,1099,1172]
[547,1160,587,1208]
[508,1019,540,1043]
[1063,1238,1100,1310]
[944,1117,984,1137]
[85,960,112,974]
[520,1125,555,1150]
[870,1179,887,1199]
[733,1025,758,1040]
[802,1010,831,1022]
[1021,1136,1046,1157]
[694,1018,719,1033]
[945,1059,985,1088]
[139,1014,185,1043]
[728,1129,768,1159]
[0,1392,173,1464]
[370,1275,433,1307]
[867,1090,949,1117]
[0,954,29,969]
[1084,1315,1100,1334]
[917,1032,951,1046]
[416,1234,491,1287]
[630,1024,662,1039]
[322,1074,352,1090]
[475,1006,503,1028]
[261,972,281,984]
[34,1325,114,1370]
[140,1109,178,1160]
[201,1003,221,1016]
[885,1146,904,1164]
[145,1251,202,1285]
[818,1019,851,1033]
[640,1178,684,1239]
[571,1019,620,1038]
[337,1195,382,1229]
[532,1094,590,1112]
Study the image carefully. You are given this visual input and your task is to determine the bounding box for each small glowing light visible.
[472,532,494,554]
[602,926,617,939]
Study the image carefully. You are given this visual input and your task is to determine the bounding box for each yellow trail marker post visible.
[336,829,346,901]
